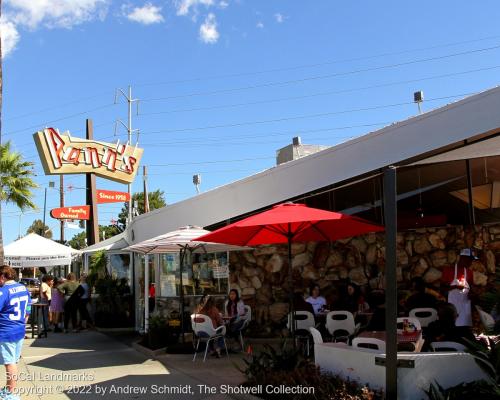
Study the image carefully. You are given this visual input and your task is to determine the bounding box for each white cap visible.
[459,248,478,259]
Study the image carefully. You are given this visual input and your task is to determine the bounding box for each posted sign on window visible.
[34,127,143,184]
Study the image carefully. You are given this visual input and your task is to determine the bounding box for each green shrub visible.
[239,342,381,400]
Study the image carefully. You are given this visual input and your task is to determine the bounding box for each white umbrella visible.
[124,225,249,337]
[125,225,248,254]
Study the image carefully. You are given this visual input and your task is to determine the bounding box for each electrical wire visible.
[134,34,500,87]
[3,104,117,138]
[140,45,500,103]
[138,65,499,116]
[138,92,475,135]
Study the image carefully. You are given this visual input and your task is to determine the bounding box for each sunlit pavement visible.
[12,331,254,400]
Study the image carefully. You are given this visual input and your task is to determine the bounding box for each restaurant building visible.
[84,86,500,333]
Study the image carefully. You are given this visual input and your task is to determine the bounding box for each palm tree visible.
[0,141,38,264]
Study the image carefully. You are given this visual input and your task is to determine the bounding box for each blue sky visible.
[1,0,500,244]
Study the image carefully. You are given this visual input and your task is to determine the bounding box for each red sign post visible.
[96,189,130,204]
[50,206,90,220]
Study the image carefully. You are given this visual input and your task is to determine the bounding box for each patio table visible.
[357,330,424,352]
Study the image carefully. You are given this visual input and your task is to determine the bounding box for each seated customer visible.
[306,284,327,315]
[405,277,437,313]
[426,302,476,347]
[198,296,225,358]
[225,289,246,336]
[342,283,369,314]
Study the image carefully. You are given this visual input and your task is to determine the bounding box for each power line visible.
[138,92,475,135]
[5,91,114,122]
[140,122,389,146]
[138,65,499,117]
[149,156,275,167]
[3,104,117,137]
[134,34,500,87]
[6,34,500,130]
[140,45,500,103]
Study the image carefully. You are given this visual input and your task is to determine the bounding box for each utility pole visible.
[60,175,64,243]
[115,86,139,227]
[143,165,150,213]
[42,187,47,236]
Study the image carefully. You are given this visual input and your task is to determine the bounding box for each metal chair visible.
[475,306,495,334]
[430,341,467,352]
[191,314,228,362]
[325,311,360,343]
[409,308,438,328]
[352,337,386,353]
[237,305,252,351]
[287,311,316,356]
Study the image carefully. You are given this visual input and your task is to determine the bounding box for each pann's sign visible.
[34,127,143,184]
[50,206,90,220]
[96,189,130,204]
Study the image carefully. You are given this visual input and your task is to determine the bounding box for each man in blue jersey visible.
[0,266,31,399]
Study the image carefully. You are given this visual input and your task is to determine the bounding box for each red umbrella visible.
[195,202,384,336]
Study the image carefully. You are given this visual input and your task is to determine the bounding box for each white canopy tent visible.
[4,233,81,269]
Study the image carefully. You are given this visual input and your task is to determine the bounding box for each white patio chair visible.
[191,314,228,362]
[475,306,495,334]
[287,311,315,356]
[430,341,467,352]
[396,317,422,332]
[309,327,323,344]
[325,311,360,343]
[409,308,438,328]
[352,337,386,353]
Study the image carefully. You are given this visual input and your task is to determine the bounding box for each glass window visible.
[158,251,229,297]
[109,254,132,284]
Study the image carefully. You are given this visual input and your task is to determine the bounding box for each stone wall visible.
[228,224,500,335]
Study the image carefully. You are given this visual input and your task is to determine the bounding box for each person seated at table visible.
[198,295,224,358]
[225,289,246,336]
[341,283,369,314]
[404,277,437,313]
[306,284,326,315]
[365,290,386,331]
[425,302,476,349]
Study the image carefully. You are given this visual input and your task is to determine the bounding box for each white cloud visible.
[124,3,164,25]
[274,12,285,23]
[1,19,20,56]
[256,21,264,29]
[175,0,214,16]
[5,0,110,30]
[1,0,109,56]
[219,1,229,9]
[199,12,219,44]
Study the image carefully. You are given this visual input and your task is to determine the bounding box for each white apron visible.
[447,263,472,327]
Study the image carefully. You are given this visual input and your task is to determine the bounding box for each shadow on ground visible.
[64,374,252,400]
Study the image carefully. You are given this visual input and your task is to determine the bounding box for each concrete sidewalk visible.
[11,331,252,400]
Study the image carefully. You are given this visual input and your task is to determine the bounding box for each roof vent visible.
[292,136,301,146]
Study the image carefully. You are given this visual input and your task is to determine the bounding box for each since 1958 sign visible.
[34,127,143,184]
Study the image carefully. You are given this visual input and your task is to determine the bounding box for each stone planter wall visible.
[228,224,500,335]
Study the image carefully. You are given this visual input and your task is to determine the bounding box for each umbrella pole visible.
[287,232,296,349]
[179,247,186,344]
